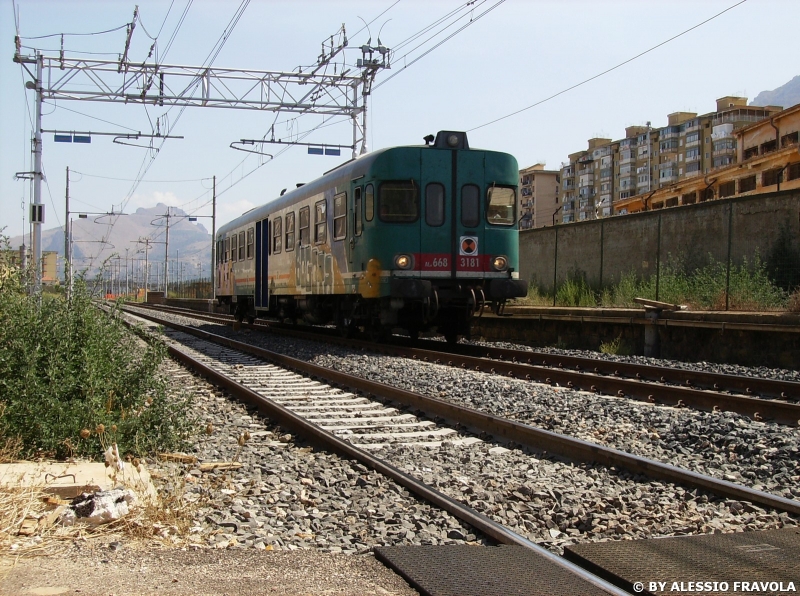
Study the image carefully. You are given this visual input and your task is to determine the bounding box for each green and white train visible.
[215,130,527,341]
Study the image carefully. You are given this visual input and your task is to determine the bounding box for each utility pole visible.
[646,121,652,193]
[135,238,154,296]
[64,167,70,300]
[163,208,171,298]
[212,175,216,299]
[124,248,130,297]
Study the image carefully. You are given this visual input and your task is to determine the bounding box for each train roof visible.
[216,131,511,237]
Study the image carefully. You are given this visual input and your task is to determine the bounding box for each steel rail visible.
[121,308,628,596]
[418,339,800,401]
[124,306,800,517]
[130,303,800,425]
[130,303,800,424]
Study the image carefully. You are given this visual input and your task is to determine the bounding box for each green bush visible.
[0,245,195,459]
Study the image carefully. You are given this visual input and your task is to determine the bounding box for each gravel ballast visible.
[119,307,799,558]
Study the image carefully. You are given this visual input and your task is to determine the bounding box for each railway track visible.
[122,304,800,516]
[119,306,630,595]
[119,304,800,594]
[135,302,800,426]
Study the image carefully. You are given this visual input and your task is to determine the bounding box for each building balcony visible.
[684,170,701,179]
[685,139,700,148]
[659,160,677,170]
[660,131,679,140]
[712,147,735,157]
[685,154,701,163]
[683,123,700,133]
[660,174,677,184]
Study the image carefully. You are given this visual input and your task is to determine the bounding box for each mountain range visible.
[751,75,800,108]
[7,204,213,281]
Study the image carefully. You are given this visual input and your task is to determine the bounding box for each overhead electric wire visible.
[390,1,480,54]
[137,0,176,41]
[160,0,193,63]
[109,0,250,242]
[467,0,748,132]
[72,171,211,183]
[20,23,129,39]
[42,102,140,132]
[375,0,505,91]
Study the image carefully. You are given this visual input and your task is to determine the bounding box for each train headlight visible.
[491,256,508,271]
[394,254,413,270]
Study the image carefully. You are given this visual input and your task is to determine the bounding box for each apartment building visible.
[519,163,561,228]
[612,101,800,212]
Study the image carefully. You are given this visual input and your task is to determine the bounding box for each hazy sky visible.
[2,0,797,248]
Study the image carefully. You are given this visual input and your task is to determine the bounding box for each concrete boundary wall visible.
[519,189,800,296]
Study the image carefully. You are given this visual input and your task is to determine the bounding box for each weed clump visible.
[0,238,194,460]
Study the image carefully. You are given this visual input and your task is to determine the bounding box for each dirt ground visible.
[0,541,419,596]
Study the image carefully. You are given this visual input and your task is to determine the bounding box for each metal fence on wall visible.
[519,190,800,311]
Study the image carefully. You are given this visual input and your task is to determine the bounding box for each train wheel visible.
[368,323,390,343]
[338,319,355,339]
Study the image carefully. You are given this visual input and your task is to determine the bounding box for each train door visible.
[454,150,485,279]
[254,218,269,309]
[420,150,451,277]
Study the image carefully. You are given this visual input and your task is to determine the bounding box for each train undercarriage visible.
[220,278,526,343]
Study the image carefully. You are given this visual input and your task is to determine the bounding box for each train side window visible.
[246,227,254,259]
[238,231,245,261]
[365,184,374,221]
[272,217,282,254]
[486,185,516,226]
[425,183,445,227]
[461,184,480,227]
[230,234,237,262]
[315,199,327,244]
[225,237,230,262]
[354,187,363,236]
[333,192,347,240]
[379,180,418,223]
[299,207,310,245]
[285,212,295,252]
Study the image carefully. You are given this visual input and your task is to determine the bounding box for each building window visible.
[665,197,678,207]
[760,139,777,155]
[744,146,759,160]
[333,192,347,240]
[285,212,295,251]
[719,181,736,198]
[762,169,781,187]
[787,162,800,181]
[682,192,697,205]
[738,175,756,193]
[781,131,799,147]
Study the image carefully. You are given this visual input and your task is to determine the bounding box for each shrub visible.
[0,242,195,460]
